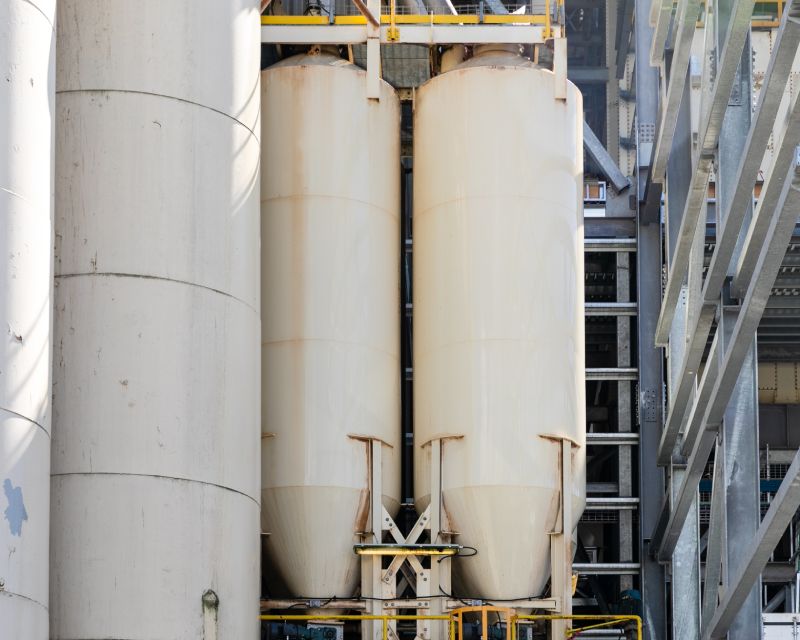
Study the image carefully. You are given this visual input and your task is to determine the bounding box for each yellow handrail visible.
[387,0,399,40]
[260,614,455,640]
[544,0,551,37]
[515,614,643,640]
[261,14,548,26]
[259,609,643,640]
[451,605,517,640]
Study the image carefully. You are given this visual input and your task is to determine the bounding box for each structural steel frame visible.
[643,0,800,636]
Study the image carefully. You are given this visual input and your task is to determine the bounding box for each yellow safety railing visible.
[260,609,643,640]
[752,0,784,27]
[515,614,643,639]
[387,0,400,40]
[695,0,785,27]
[544,0,550,37]
[259,614,455,640]
[452,605,517,640]
[261,14,548,26]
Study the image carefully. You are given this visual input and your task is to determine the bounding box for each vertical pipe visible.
[51,2,261,638]
[0,1,55,638]
[401,153,414,509]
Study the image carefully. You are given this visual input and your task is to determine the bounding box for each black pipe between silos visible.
[400,153,414,515]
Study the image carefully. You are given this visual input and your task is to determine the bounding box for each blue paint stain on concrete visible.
[3,478,27,537]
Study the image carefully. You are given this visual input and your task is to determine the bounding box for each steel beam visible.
[666,266,702,638]
[671,464,702,639]
[650,0,702,181]
[657,0,800,463]
[735,94,800,287]
[700,439,725,633]
[650,0,675,66]
[585,302,637,316]
[653,0,756,346]
[571,563,641,575]
[584,121,631,193]
[719,310,761,638]
[657,426,713,563]
[614,0,635,79]
[352,0,381,27]
[657,62,697,465]
[679,332,719,458]
[735,105,800,290]
[586,368,638,381]
[705,0,800,301]
[261,24,549,44]
[704,447,800,639]
[654,156,713,346]
[699,0,755,152]
[586,432,640,445]
[606,0,621,166]
[584,238,637,252]
[657,139,800,561]
[585,497,640,510]
[657,304,714,463]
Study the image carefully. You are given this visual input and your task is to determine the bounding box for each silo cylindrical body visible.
[413,50,586,600]
[0,1,54,637]
[51,2,261,638]
[261,53,401,598]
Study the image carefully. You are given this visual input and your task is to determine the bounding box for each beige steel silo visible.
[261,52,401,598]
[0,1,55,637]
[51,1,262,638]
[413,48,586,600]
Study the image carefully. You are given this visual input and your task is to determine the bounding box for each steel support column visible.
[668,282,702,639]
[719,308,761,637]
[635,0,667,634]
[700,438,726,631]
[670,465,702,639]
[606,0,621,171]
[705,447,800,638]
[658,0,800,465]
[660,75,695,481]
[617,252,634,592]
[656,119,800,562]
[715,24,761,637]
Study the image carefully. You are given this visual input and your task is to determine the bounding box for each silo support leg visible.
[362,439,385,640]
[428,439,447,640]
[549,438,574,639]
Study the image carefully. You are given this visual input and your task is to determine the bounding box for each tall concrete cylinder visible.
[0,1,55,638]
[413,49,586,600]
[51,2,261,638]
[261,52,401,598]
